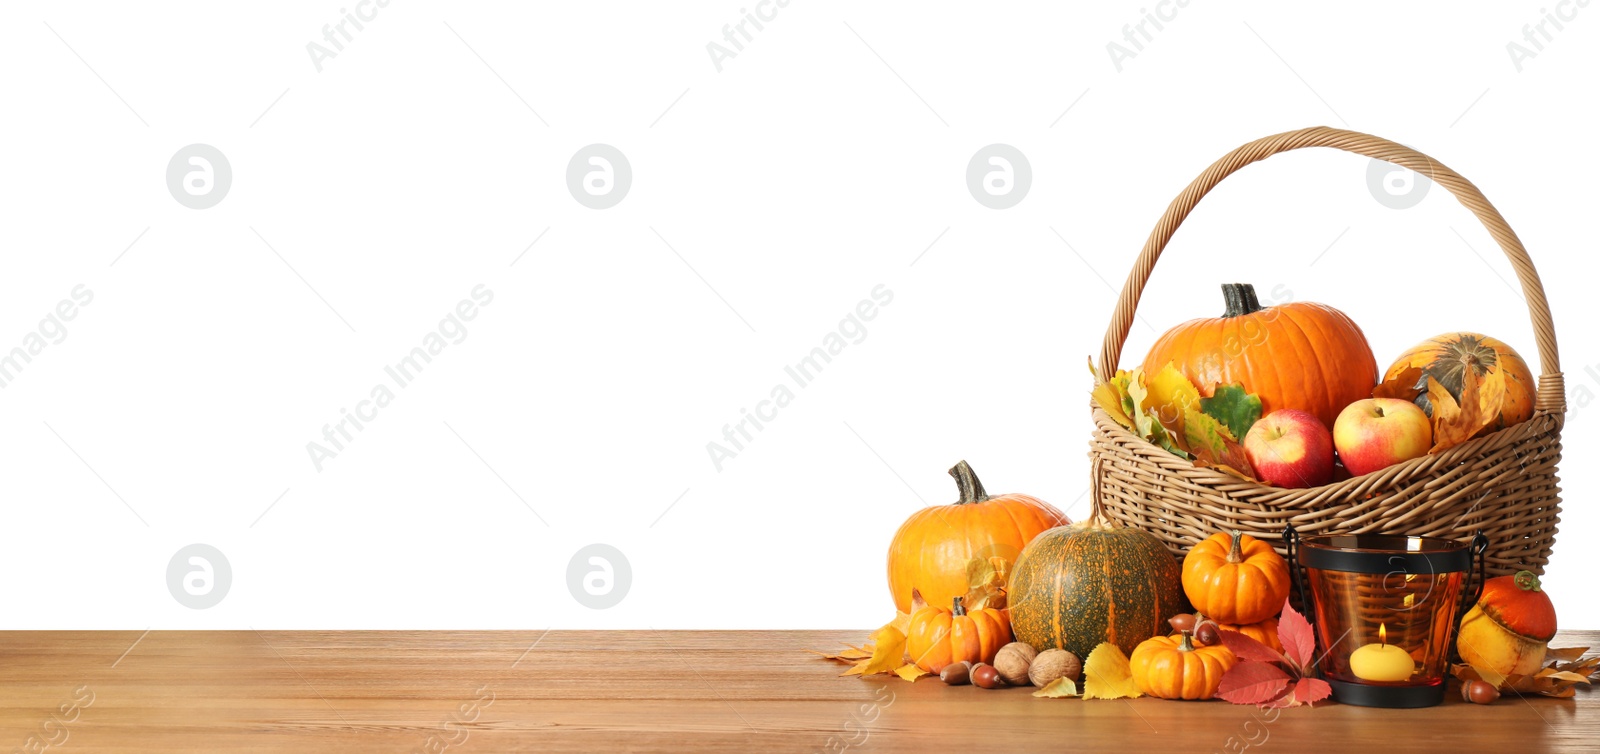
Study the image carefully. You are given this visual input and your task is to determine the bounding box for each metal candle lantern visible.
[1285,526,1488,708]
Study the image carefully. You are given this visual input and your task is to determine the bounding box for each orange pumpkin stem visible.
[1226,531,1245,564]
[1220,283,1264,318]
[1514,570,1542,592]
[948,461,990,505]
[951,596,967,617]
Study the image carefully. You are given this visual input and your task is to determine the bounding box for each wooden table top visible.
[0,629,1594,752]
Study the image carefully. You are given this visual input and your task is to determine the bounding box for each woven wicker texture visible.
[1090,126,1564,577]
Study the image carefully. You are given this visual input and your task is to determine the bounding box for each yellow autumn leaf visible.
[1092,371,1136,431]
[885,611,911,637]
[963,555,1011,611]
[1032,677,1079,698]
[1127,369,1157,440]
[1145,361,1200,435]
[806,647,872,663]
[846,625,908,677]
[1081,642,1142,700]
[894,664,930,682]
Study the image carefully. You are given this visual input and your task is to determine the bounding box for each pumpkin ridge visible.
[1283,305,1337,422]
[993,499,1030,558]
[1293,305,1346,423]
[1332,305,1380,407]
[1238,311,1277,416]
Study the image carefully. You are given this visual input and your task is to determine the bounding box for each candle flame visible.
[1379,623,1387,645]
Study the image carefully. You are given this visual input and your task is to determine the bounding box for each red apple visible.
[1333,398,1432,477]
[1243,409,1334,488]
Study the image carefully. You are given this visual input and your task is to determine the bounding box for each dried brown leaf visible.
[1374,366,1425,401]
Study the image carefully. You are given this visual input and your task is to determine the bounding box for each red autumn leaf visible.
[1278,599,1316,674]
[1219,628,1290,666]
[1271,676,1333,707]
[1296,676,1333,703]
[1217,661,1294,706]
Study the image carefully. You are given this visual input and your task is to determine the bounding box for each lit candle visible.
[1349,624,1414,682]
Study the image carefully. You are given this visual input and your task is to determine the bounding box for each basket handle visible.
[1096,126,1565,415]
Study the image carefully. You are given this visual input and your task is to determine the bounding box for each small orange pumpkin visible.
[1130,630,1237,700]
[1142,283,1377,430]
[886,461,1069,614]
[1182,531,1290,625]
[905,590,1012,673]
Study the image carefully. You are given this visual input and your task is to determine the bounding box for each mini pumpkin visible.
[1182,530,1290,625]
[905,591,1013,673]
[1130,630,1237,700]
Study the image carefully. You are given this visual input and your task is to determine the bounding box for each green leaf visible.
[1200,383,1263,440]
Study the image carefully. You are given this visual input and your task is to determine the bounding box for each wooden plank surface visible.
[0,629,1594,752]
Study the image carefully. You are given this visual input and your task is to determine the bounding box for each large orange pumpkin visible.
[1383,332,1535,435]
[1141,283,1377,430]
[886,461,1069,614]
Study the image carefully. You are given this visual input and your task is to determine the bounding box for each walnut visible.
[1028,648,1082,688]
[994,642,1038,686]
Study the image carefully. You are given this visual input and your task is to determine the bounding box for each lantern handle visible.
[1455,531,1491,634]
[1283,523,1321,677]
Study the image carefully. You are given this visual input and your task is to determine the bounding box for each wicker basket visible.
[1090,126,1564,578]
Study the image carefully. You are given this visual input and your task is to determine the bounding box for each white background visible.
[1,2,1594,629]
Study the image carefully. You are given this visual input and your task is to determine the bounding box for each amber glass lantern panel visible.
[1307,567,1463,687]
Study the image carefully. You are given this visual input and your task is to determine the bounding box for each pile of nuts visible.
[939,642,1081,690]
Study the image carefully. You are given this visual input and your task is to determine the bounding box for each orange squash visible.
[1182,531,1290,625]
[1131,631,1237,700]
[905,591,1012,673]
[886,461,1068,614]
[1142,283,1377,430]
[1384,332,1535,435]
[1456,570,1557,677]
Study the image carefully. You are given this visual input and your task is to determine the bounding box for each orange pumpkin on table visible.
[1182,530,1290,626]
[885,461,1068,614]
[1131,630,1238,700]
[905,590,1012,673]
[1141,283,1377,430]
